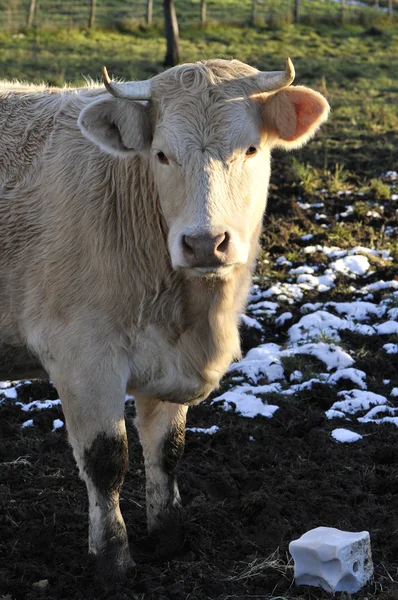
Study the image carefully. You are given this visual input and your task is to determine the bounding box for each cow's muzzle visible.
[181,231,231,269]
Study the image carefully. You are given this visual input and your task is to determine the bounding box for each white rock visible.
[289,527,373,594]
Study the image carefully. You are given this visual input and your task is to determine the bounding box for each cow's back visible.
[0,84,66,187]
[0,85,80,358]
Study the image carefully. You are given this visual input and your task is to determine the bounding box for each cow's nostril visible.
[216,232,230,254]
[182,235,195,256]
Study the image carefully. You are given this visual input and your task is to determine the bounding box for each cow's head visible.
[78,59,329,278]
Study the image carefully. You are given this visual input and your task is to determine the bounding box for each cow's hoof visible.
[93,543,135,582]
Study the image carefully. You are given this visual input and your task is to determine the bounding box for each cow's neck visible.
[177,266,251,391]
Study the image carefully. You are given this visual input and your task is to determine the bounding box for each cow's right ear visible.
[78,97,151,157]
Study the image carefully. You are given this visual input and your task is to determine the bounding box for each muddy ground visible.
[1,377,398,600]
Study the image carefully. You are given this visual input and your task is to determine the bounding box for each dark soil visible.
[0,378,397,600]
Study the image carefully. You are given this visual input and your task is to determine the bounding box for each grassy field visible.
[0,0,395,30]
[0,19,397,600]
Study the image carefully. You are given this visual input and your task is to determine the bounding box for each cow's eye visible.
[157,151,169,165]
[245,146,257,157]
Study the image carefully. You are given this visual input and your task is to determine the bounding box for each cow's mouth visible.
[185,263,236,278]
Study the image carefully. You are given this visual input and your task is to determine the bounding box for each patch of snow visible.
[284,342,354,371]
[16,399,62,412]
[240,314,263,331]
[21,419,34,428]
[382,171,398,180]
[331,255,370,277]
[186,426,219,435]
[339,206,354,218]
[301,302,324,314]
[1,387,17,399]
[387,307,398,320]
[383,343,398,354]
[326,301,386,321]
[258,282,304,304]
[275,256,293,267]
[391,388,398,397]
[348,247,391,260]
[296,271,336,292]
[228,343,284,383]
[276,312,293,326]
[331,428,362,443]
[327,368,367,390]
[358,405,398,427]
[281,377,328,395]
[301,234,313,241]
[0,381,13,389]
[359,280,398,294]
[290,266,315,275]
[304,245,347,259]
[326,409,347,419]
[290,370,303,382]
[52,419,64,432]
[212,387,280,418]
[330,390,387,415]
[288,311,375,343]
[248,299,279,314]
[375,321,398,335]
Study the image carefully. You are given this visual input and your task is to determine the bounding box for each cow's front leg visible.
[52,369,133,580]
[135,396,188,557]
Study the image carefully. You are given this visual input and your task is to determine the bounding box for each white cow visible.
[0,58,329,579]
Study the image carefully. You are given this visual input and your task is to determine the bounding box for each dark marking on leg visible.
[150,425,186,558]
[84,432,128,494]
[83,432,132,581]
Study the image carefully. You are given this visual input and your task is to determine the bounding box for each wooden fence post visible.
[27,0,37,28]
[89,0,96,28]
[164,0,180,67]
[146,0,153,25]
[388,0,393,19]
[340,0,346,23]
[201,0,207,25]
[294,0,300,22]
[250,0,256,25]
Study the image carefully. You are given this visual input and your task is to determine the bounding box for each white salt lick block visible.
[289,527,373,594]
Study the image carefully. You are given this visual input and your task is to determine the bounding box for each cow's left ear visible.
[260,86,330,150]
[78,96,151,158]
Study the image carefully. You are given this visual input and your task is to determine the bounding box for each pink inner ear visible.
[283,93,325,142]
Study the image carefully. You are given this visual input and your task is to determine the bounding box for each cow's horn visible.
[245,58,295,94]
[102,66,151,100]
